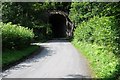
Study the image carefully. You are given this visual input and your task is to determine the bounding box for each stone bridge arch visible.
[48,10,74,38]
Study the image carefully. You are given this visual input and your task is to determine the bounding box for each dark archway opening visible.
[49,14,66,38]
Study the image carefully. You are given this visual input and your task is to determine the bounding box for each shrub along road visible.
[2,39,91,78]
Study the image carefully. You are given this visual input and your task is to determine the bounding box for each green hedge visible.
[1,22,34,50]
[73,16,120,78]
[74,16,120,53]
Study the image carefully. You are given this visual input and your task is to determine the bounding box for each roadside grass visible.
[2,46,39,68]
[72,40,119,79]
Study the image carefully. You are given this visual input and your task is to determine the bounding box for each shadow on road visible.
[65,74,91,78]
[2,44,56,77]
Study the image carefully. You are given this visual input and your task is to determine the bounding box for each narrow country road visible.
[2,39,91,78]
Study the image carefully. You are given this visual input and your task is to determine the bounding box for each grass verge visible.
[72,40,119,79]
[2,46,39,69]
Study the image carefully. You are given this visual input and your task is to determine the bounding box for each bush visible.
[73,16,120,78]
[74,16,120,53]
[1,22,34,50]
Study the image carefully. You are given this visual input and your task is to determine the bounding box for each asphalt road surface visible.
[2,39,91,78]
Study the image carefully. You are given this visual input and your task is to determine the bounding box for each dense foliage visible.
[73,16,120,78]
[70,2,120,79]
[1,22,34,50]
[74,16,120,51]
[69,2,120,26]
